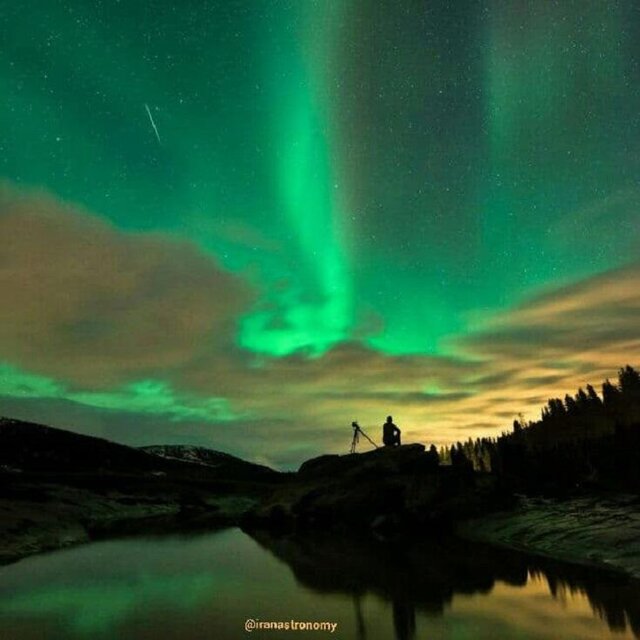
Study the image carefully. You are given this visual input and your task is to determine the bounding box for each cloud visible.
[0,184,251,389]
[460,262,640,366]
[547,187,640,261]
[201,263,640,459]
[450,261,640,427]
[1,182,639,467]
[0,364,240,424]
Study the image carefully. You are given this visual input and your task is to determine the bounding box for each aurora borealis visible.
[1,1,640,467]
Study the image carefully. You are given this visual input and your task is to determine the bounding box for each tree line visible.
[437,365,640,492]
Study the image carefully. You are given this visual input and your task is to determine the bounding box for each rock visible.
[298,444,428,479]
[245,444,507,533]
[457,493,640,579]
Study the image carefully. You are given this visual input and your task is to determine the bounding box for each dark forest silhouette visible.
[437,365,640,493]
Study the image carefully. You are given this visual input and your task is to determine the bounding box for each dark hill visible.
[0,417,280,482]
[0,417,166,474]
[140,444,279,481]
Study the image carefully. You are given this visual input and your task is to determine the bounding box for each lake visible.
[0,527,638,639]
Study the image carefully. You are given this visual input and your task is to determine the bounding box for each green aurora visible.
[1,1,640,466]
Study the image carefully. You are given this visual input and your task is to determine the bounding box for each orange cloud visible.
[0,184,251,388]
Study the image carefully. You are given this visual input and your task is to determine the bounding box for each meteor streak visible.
[144,103,161,144]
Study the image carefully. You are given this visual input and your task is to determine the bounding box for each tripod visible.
[350,421,379,453]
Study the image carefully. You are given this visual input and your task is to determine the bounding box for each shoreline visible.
[0,508,239,567]
[3,492,640,587]
[456,492,640,581]
[0,478,258,567]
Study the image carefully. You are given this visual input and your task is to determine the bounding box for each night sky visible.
[1,1,640,468]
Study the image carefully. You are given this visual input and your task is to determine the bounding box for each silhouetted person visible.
[383,416,401,447]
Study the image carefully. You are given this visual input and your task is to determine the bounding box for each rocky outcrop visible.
[243,444,511,532]
[457,492,640,579]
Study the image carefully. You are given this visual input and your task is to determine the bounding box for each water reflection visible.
[248,528,640,640]
[0,528,638,639]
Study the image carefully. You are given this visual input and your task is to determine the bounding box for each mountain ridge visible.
[0,416,277,479]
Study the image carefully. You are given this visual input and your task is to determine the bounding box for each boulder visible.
[244,444,507,533]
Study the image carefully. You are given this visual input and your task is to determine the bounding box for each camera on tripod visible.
[350,421,378,453]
